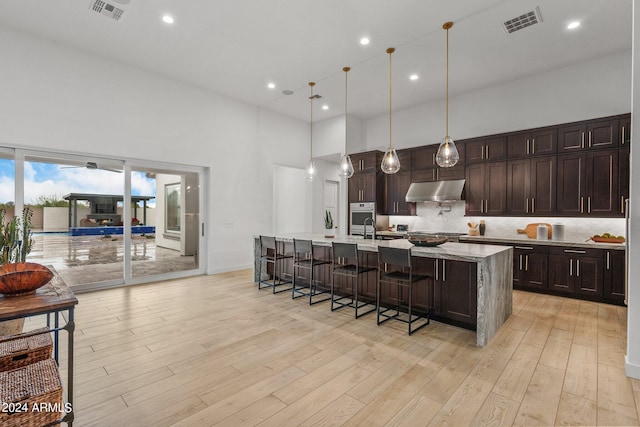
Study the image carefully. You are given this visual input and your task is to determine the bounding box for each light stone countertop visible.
[269,233,512,262]
[460,234,626,250]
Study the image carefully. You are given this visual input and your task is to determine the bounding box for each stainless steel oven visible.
[350,202,376,236]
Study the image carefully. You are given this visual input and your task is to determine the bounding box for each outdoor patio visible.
[27,233,198,287]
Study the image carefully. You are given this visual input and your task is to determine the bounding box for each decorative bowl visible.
[0,263,54,297]
[408,237,447,247]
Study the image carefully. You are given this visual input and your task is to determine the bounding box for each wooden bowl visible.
[0,263,54,297]
[408,237,447,247]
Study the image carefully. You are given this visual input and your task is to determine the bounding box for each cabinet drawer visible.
[548,246,603,258]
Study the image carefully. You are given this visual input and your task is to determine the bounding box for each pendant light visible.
[381,47,400,174]
[435,21,460,168]
[306,81,317,181]
[338,67,355,179]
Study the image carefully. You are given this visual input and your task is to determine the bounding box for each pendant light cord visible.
[344,67,349,153]
[387,48,395,150]
[309,82,314,162]
[443,22,453,138]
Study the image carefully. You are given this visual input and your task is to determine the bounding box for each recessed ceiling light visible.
[360,37,370,45]
[409,74,419,81]
[267,82,276,89]
[322,105,329,110]
[162,15,174,24]
[567,21,580,30]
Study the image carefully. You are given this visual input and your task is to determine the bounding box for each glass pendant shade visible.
[381,148,401,174]
[436,136,460,167]
[307,160,316,181]
[338,154,354,178]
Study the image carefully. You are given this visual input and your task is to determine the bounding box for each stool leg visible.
[408,282,413,335]
[376,271,382,325]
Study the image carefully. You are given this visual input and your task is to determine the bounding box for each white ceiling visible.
[0,0,632,122]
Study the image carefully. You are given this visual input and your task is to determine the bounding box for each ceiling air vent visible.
[502,7,543,34]
[89,0,125,21]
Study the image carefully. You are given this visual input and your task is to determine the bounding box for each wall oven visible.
[349,202,376,237]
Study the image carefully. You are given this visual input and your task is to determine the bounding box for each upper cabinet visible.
[410,142,465,183]
[558,118,619,152]
[507,128,557,158]
[465,137,507,163]
[380,149,415,215]
[620,114,631,147]
[350,151,380,173]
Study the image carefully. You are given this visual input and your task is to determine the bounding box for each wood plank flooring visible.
[36,269,640,426]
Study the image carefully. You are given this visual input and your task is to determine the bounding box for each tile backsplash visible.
[388,201,625,241]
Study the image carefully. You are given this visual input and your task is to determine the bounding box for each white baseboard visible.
[625,355,640,379]
[208,264,253,275]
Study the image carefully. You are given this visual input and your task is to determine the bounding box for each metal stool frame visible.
[377,246,431,335]
[257,235,293,294]
[292,239,331,304]
[330,242,377,318]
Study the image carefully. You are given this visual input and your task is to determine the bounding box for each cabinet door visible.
[548,254,573,294]
[413,258,436,313]
[465,163,485,215]
[506,159,530,215]
[351,151,379,172]
[485,137,507,161]
[435,164,466,181]
[530,128,557,156]
[439,259,477,326]
[348,174,362,203]
[411,146,438,169]
[586,150,618,216]
[465,139,486,163]
[620,115,631,146]
[361,171,377,202]
[411,168,436,183]
[556,153,586,215]
[507,133,530,159]
[604,250,626,305]
[484,162,507,215]
[558,124,586,152]
[523,251,548,289]
[587,119,619,150]
[574,255,604,299]
[394,171,415,215]
[530,156,556,215]
[619,148,630,215]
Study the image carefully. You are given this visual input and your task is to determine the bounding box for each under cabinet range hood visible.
[405,179,465,202]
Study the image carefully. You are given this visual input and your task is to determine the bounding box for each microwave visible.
[349,202,376,236]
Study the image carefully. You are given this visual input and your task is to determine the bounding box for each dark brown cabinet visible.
[604,249,626,305]
[411,146,438,169]
[548,247,604,301]
[465,137,507,163]
[465,162,506,215]
[380,150,415,215]
[436,259,477,327]
[506,157,555,215]
[512,245,548,290]
[348,171,376,203]
[620,148,630,215]
[350,151,379,172]
[410,144,465,183]
[558,119,619,152]
[620,115,631,146]
[556,150,619,217]
[507,128,557,158]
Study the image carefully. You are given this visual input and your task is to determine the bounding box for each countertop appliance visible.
[396,224,408,232]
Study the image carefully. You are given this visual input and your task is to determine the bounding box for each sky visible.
[0,159,156,206]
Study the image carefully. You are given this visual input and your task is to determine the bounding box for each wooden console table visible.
[0,272,78,426]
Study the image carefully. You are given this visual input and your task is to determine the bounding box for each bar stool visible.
[257,236,293,293]
[377,246,431,335]
[292,239,331,304]
[331,242,377,318]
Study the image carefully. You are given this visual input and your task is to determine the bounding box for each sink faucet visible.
[363,218,375,240]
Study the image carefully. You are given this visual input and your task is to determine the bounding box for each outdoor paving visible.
[27,233,198,288]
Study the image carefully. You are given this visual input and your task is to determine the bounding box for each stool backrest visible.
[294,239,312,256]
[332,242,358,263]
[260,236,276,252]
[378,246,412,268]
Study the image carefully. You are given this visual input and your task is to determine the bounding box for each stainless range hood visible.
[405,179,465,202]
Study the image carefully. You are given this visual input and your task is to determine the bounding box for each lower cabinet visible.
[413,258,477,329]
[604,249,625,305]
[548,247,604,301]
[513,245,548,290]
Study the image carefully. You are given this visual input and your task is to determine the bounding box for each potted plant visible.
[0,208,52,336]
[324,210,335,238]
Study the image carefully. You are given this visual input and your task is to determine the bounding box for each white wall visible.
[273,165,309,234]
[626,0,640,379]
[310,159,346,235]
[364,51,632,151]
[0,25,309,274]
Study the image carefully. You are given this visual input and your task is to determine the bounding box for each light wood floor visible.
[44,269,640,426]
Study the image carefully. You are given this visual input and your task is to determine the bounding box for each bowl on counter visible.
[407,232,447,247]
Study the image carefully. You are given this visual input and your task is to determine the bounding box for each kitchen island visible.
[254,234,513,347]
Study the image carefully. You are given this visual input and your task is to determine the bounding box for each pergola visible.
[63,193,155,228]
